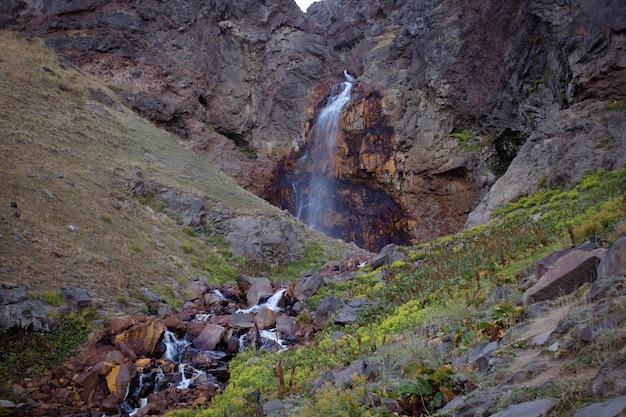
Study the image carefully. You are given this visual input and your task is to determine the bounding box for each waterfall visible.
[294,71,354,232]
[236,288,286,314]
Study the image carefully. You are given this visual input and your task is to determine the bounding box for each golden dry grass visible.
[0,32,313,303]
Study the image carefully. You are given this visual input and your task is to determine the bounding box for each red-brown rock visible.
[192,324,226,351]
[523,250,604,304]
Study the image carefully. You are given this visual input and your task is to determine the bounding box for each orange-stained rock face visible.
[268,82,413,251]
[113,318,165,359]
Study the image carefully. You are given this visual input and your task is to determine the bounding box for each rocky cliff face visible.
[1,0,336,197]
[3,0,625,247]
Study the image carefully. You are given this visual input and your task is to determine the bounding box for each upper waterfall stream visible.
[293,70,355,233]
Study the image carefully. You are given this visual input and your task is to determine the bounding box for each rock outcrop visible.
[2,0,625,250]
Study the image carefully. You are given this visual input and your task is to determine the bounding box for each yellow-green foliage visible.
[41,290,64,306]
[154,285,182,310]
[573,196,625,241]
[295,375,385,417]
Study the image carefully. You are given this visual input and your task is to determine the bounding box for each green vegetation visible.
[449,128,483,152]
[168,166,626,417]
[0,312,91,401]
[41,290,64,306]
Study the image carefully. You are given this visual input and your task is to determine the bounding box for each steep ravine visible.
[2,0,625,248]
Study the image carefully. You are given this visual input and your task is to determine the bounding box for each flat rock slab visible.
[523,250,604,304]
[490,399,554,417]
[572,396,626,417]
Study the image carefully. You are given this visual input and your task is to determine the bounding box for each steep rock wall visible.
[3,0,625,247]
[1,0,335,197]
[309,0,626,232]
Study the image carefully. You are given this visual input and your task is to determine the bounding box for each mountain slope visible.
[0,33,352,304]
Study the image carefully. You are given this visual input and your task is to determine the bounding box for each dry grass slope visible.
[0,33,307,303]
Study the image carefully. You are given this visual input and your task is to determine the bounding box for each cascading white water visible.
[294,71,355,231]
[236,288,286,314]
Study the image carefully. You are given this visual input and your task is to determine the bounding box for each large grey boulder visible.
[293,270,324,303]
[223,216,304,264]
[0,285,57,332]
[370,244,407,270]
[522,249,604,304]
[62,286,93,312]
[245,277,274,307]
[314,297,346,328]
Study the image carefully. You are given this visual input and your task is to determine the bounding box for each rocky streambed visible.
[3,253,376,417]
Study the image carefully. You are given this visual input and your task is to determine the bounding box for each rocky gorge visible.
[2,0,624,248]
[1,0,626,416]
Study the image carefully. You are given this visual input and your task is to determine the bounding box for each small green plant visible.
[606,99,626,110]
[236,145,258,159]
[41,290,64,306]
[138,191,167,213]
[181,242,193,254]
[396,362,474,415]
[130,244,143,253]
[99,213,113,223]
[155,285,183,310]
[182,225,195,236]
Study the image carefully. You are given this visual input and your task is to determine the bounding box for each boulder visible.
[246,277,274,307]
[223,216,304,264]
[108,315,134,335]
[370,244,407,270]
[0,297,56,332]
[522,250,604,304]
[186,280,208,302]
[334,298,370,325]
[254,307,277,330]
[535,249,575,279]
[315,297,346,328]
[229,313,256,330]
[113,318,165,358]
[572,396,626,417]
[192,324,226,351]
[293,270,324,303]
[490,399,554,417]
[598,235,626,280]
[275,315,298,338]
[61,287,93,311]
[592,348,626,397]
[106,362,137,401]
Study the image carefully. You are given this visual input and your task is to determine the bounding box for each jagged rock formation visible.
[2,0,625,247]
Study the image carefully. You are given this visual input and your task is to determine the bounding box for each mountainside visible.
[0,32,355,309]
[2,0,624,249]
[1,3,626,417]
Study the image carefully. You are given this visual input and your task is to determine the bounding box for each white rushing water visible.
[236,288,286,314]
[293,71,355,231]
